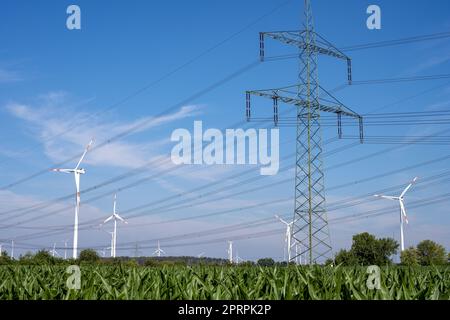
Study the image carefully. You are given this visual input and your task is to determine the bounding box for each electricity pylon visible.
[246,0,363,264]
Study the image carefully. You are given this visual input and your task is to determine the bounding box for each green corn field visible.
[0,265,448,300]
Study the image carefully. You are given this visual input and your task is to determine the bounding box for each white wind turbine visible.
[153,241,165,257]
[52,139,94,259]
[275,215,293,262]
[374,177,418,252]
[227,241,233,264]
[64,240,68,260]
[235,250,243,264]
[102,193,128,258]
[50,243,60,257]
[0,243,3,257]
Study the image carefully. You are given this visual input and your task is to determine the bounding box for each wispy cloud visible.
[6,94,201,169]
[0,68,21,83]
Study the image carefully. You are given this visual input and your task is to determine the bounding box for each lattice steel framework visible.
[246,0,363,264]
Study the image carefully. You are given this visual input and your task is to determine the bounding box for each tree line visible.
[0,232,448,266]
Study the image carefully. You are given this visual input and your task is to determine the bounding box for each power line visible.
[3,30,449,191]
[0,0,294,168]
[264,31,450,61]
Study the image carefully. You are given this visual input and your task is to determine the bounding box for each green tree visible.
[257,258,275,267]
[375,237,399,265]
[32,250,59,265]
[333,233,398,266]
[351,233,379,265]
[334,249,358,266]
[79,249,100,263]
[416,240,446,265]
[0,251,12,265]
[400,247,419,266]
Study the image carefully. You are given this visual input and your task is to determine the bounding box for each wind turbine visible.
[0,243,3,257]
[197,252,205,258]
[50,243,60,257]
[235,250,243,264]
[11,240,14,259]
[52,139,94,259]
[374,177,418,252]
[294,242,304,265]
[227,241,233,263]
[153,241,165,257]
[275,215,293,262]
[64,240,68,260]
[102,193,128,258]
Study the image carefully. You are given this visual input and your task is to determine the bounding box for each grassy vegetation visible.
[0,265,448,300]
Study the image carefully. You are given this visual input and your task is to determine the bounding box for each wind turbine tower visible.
[227,241,233,264]
[63,240,69,260]
[51,139,94,259]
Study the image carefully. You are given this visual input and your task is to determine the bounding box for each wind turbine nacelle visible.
[76,168,86,174]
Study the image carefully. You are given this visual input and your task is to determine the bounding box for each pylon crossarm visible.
[261,31,350,60]
[246,90,359,118]
[260,30,352,83]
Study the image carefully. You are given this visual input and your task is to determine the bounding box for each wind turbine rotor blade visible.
[399,200,409,224]
[115,213,127,224]
[103,215,114,224]
[75,139,94,170]
[400,177,419,198]
[375,195,398,201]
[51,168,72,173]
[275,214,289,225]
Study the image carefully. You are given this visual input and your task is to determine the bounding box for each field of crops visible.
[0,265,448,300]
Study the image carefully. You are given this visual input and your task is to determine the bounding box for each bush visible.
[257,258,275,267]
[416,240,447,265]
[78,249,100,263]
[401,247,419,266]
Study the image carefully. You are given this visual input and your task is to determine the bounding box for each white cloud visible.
[0,68,21,83]
[6,96,200,169]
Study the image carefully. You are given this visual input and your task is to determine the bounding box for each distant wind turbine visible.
[153,241,165,257]
[374,177,418,252]
[235,250,243,264]
[102,193,127,258]
[64,240,68,260]
[51,139,94,259]
[227,241,233,263]
[275,215,293,262]
[50,243,60,257]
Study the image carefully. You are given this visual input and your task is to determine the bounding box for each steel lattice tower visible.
[246,0,364,264]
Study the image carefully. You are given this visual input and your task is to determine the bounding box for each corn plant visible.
[0,265,448,300]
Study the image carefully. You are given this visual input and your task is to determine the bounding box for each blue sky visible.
[0,0,449,261]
